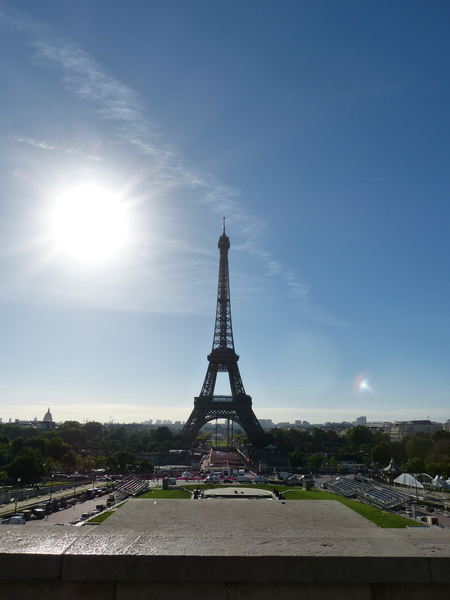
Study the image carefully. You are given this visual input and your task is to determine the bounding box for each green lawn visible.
[87,510,115,524]
[281,489,422,528]
[138,488,192,499]
[137,484,424,528]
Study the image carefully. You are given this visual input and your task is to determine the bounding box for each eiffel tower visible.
[182,220,264,446]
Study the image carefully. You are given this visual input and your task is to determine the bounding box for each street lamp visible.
[49,473,55,502]
[14,478,21,515]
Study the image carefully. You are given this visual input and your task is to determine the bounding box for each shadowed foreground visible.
[1,498,450,599]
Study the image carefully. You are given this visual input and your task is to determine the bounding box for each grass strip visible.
[281,489,424,528]
[87,510,115,524]
[138,488,192,499]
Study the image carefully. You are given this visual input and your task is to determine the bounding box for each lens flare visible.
[353,372,373,397]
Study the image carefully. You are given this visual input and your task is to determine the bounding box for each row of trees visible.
[0,421,184,484]
[261,425,450,477]
[2,420,450,484]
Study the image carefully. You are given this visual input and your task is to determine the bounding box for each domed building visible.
[43,407,53,423]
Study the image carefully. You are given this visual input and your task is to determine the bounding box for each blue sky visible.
[0,1,449,426]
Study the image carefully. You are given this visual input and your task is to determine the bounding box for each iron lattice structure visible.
[182,222,264,446]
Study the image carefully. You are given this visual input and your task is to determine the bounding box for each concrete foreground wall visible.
[1,554,450,600]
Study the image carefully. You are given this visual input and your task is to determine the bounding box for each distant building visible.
[43,407,53,423]
[389,420,443,442]
[355,416,367,426]
[366,422,392,433]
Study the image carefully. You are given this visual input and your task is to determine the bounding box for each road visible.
[0,482,115,525]
[19,495,117,527]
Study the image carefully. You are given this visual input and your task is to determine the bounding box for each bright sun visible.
[51,185,129,262]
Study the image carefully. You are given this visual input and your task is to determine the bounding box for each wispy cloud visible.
[9,136,102,160]
[0,2,343,326]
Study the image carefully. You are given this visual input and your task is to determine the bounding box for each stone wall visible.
[1,554,450,600]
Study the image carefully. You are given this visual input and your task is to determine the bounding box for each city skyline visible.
[0,2,449,426]
[1,410,449,433]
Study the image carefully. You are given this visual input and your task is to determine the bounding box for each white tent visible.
[382,458,403,475]
[432,475,450,490]
[393,473,424,488]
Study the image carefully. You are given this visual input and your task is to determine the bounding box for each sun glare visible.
[52,185,128,261]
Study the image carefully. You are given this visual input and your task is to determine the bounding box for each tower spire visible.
[181,224,263,446]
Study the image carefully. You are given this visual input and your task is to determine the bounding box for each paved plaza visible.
[2,496,450,557]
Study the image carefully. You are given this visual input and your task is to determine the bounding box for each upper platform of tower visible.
[218,217,230,250]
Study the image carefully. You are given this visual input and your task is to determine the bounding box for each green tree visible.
[311,428,329,452]
[126,432,139,452]
[101,426,127,452]
[61,450,78,472]
[371,442,392,467]
[307,453,324,473]
[360,443,374,467]
[345,426,375,448]
[405,434,433,460]
[327,456,341,473]
[252,432,275,449]
[77,455,96,474]
[25,437,49,456]
[0,433,10,446]
[431,429,450,444]
[6,447,46,483]
[153,426,173,443]
[48,437,72,463]
[58,428,88,451]
[426,439,450,465]
[405,457,426,474]
[390,441,408,466]
[139,458,155,474]
[83,421,103,440]
[270,429,296,454]
[425,462,449,478]
[288,450,303,470]
[109,450,136,473]
[0,424,39,441]
[12,437,26,455]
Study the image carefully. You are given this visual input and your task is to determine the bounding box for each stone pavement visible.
[2,498,450,599]
[2,497,450,557]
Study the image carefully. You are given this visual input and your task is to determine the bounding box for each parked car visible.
[2,515,26,525]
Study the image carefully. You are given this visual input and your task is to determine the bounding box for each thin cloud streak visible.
[0,3,343,326]
[10,136,102,160]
